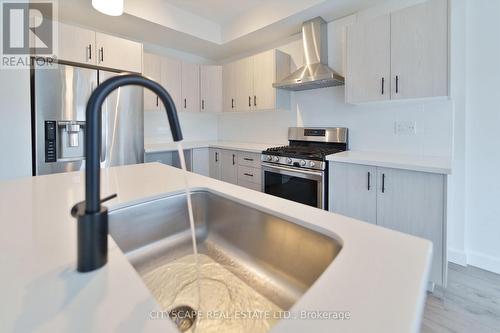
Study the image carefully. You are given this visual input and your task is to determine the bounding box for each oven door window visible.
[264,168,320,208]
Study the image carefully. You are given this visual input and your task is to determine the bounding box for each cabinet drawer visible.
[238,166,261,184]
[238,179,262,192]
[238,152,261,168]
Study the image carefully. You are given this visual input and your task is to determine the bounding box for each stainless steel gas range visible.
[261,127,348,210]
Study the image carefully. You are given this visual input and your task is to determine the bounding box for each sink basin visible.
[109,190,342,311]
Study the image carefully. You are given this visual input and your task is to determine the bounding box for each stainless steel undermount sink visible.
[109,190,342,311]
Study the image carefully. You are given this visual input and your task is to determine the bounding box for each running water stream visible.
[176,143,201,313]
[143,143,282,333]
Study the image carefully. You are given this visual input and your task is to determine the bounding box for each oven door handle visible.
[261,163,324,178]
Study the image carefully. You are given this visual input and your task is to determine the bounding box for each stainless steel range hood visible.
[273,17,344,91]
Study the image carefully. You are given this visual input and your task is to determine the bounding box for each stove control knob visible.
[273,156,280,162]
[309,161,316,168]
[286,158,293,164]
[266,155,272,161]
[300,160,306,167]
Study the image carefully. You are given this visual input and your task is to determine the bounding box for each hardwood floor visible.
[422,263,500,333]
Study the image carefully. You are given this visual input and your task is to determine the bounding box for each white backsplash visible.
[144,111,219,144]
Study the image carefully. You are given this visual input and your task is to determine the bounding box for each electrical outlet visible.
[395,121,417,135]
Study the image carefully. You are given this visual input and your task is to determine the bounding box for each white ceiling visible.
[162,0,268,25]
[58,0,393,61]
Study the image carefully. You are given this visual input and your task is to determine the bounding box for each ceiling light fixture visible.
[92,0,124,16]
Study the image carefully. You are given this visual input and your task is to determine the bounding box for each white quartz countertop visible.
[145,141,285,154]
[0,163,432,333]
[327,151,452,175]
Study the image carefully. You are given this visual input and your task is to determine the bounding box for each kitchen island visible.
[0,163,431,333]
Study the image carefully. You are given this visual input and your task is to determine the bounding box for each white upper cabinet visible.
[200,65,223,113]
[143,53,162,111]
[57,23,142,73]
[161,57,182,111]
[346,15,391,104]
[223,62,237,112]
[225,49,291,112]
[95,32,143,73]
[390,0,448,100]
[234,57,254,112]
[181,62,200,112]
[252,50,276,110]
[58,22,96,65]
[346,0,448,103]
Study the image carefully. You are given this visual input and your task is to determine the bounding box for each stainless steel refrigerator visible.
[32,64,144,176]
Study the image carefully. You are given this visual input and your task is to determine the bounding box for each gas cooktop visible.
[264,145,345,161]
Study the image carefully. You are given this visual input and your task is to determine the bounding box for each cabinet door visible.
[192,148,209,177]
[235,57,254,111]
[95,32,142,73]
[181,62,200,112]
[144,152,173,165]
[143,53,162,111]
[346,15,391,104]
[200,65,222,113]
[391,0,448,99]
[329,162,377,224]
[58,22,96,65]
[209,148,221,180]
[220,150,238,184]
[376,167,446,285]
[161,57,182,111]
[223,62,236,112]
[252,50,275,110]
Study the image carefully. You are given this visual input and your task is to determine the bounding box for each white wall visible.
[0,69,32,181]
[464,0,500,274]
[447,0,468,266]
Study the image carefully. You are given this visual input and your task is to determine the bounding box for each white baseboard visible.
[467,251,500,275]
[447,248,467,266]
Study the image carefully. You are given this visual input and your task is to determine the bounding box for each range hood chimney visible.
[273,17,344,91]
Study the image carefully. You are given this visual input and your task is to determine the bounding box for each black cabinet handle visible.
[395,76,399,94]
[231,98,234,109]
[367,172,371,191]
[381,77,385,95]
[184,98,187,109]
[382,174,386,193]
[244,173,254,177]
[243,158,254,162]
[215,152,219,162]
[232,154,235,165]
[248,96,251,107]
[254,95,257,107]
[100,47,104,62]
[88,44,92,60]
[156,96,159,107]
[202,99,205,110]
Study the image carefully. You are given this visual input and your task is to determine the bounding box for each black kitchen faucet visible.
[71,74,183,273]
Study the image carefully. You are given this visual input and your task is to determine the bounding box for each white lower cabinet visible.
[330,163,377,224]
[208,149,262,191]
[330,162,447,287]
[209,148,222,180]
[192,148,209,177]
[144,151,173,165]
[220,150,238,185]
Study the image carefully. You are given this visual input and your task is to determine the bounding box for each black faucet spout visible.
[74,74,183,273]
